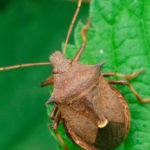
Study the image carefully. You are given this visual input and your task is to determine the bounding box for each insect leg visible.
[49,111,69,150]
[50,105,58,120]
[73,18,90,62]
[103,69,144,80]
[108,80,150,103]
[40,75,54,87]
[53,111,62,129]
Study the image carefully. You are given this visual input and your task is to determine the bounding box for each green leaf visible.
[48,0,150,150]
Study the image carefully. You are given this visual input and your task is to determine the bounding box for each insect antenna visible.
[63,0,83,54]
[72,17,90,62]
[0,62,51,71]
[0,0,83,71]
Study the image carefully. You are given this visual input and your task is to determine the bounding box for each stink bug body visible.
[40,17,150,149]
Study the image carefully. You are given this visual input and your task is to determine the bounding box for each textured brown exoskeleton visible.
[1,0,150,150]
[40,25,150,149]
[39,20,150,149]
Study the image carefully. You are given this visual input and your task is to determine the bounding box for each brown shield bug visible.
[41,24,150,149]
[1,0,150,150]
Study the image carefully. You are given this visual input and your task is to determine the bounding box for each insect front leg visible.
[108,80,150,103]
[40,75,54,87]
[49,110,69,150]
[50,105,58,120]
[52,111,61,130]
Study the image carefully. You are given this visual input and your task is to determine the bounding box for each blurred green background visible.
[0,0,88,150]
